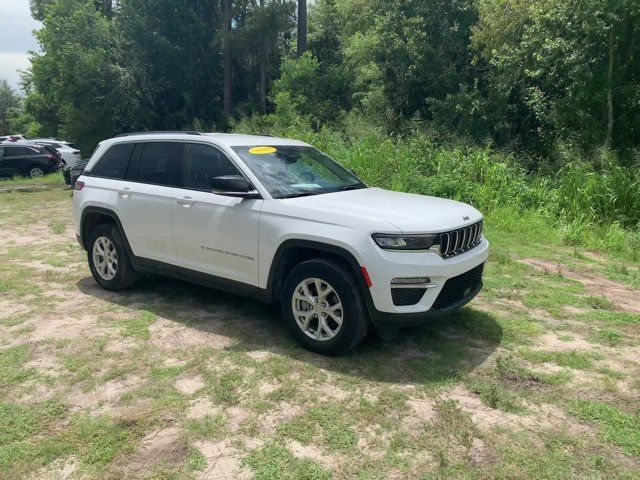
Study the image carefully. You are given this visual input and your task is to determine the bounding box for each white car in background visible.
[32,138,81,165]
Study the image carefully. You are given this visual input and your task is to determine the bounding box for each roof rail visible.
[114,131,202,138]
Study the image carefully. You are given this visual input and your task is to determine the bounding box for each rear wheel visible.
[27,165,45,178]
[282,258,369,355]
[87,224,137,291]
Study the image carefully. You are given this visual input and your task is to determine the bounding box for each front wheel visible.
[281,258,370,355]
[87,224,137,291]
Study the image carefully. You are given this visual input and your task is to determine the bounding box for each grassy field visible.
[0,183,639,479]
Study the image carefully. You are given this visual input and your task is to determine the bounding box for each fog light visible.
[391,277,431,287]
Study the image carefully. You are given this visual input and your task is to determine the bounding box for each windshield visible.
[232,145,366,198]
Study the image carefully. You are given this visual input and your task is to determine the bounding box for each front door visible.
[0,145,35,176]
[171,142,262,286]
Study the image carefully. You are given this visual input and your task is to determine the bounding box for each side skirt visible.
[131,257,269,304]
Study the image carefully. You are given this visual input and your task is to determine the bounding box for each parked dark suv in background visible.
[0,143,62,178]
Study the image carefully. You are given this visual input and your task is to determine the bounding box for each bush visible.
[233,118,640,255]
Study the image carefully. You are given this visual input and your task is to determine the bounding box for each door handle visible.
[177,196,195,207]
[118,187,131,197]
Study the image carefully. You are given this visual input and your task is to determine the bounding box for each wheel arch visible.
[265,239,375,316]
[24,162,47,175]
[80,207,132,255]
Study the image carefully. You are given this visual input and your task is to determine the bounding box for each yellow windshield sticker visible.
[248,146,277,155]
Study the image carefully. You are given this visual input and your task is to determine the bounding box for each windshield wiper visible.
[333,184,367,192]
[277,191,319,199]
[277,184,366,199]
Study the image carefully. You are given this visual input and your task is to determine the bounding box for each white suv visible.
[73,132,488,355]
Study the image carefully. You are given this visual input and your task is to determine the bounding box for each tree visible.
[223,0,233,116]
[473,0,640,150]
[27,0,133,152]
[0,80,21,134]
[118,0,225,130]
[30,0,113,20]
[297,0,307,57]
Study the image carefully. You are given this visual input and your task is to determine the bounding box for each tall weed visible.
[233,117,639,255]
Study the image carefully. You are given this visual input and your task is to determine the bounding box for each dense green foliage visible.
[236,121,640,249]
[0,80,22,135]
[14,0,639,153]
[2,0,638,232]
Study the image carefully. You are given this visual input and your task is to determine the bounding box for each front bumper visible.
[369,275,483,327]
[361,237,489,322]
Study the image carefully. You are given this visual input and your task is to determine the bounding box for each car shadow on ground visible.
[77,274,502,385]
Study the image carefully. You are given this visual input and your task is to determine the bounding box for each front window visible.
[232,145,365,198]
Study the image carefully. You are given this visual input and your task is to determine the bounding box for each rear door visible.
[114,142,180,265]
[171,142,262,286]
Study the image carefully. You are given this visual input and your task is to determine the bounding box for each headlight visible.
[372,233,439,251]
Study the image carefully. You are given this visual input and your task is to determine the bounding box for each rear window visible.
[137,142,180,186]
[92,143,135,179]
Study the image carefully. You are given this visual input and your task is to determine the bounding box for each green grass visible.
[590,329,623,346]
[0,171,66,188]
[49,218,66,234]
[114,310,156,341]
[0,345,36,387]
[185,414,227,440]
[520,349,602,370]
[570,400,640,459]
[0,401,68,476]
[1,178,639,478]
[243,444,331,480]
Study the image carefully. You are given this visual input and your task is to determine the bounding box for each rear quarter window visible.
[91,143,135,179]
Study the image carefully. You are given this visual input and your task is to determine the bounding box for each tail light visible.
[74,181,85,191]
[45,154,58,162]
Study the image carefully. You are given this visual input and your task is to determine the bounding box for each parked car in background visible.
[63,159,88,187]
[0,141,63,178]
[0,135,26,142]
[31,138,81,165]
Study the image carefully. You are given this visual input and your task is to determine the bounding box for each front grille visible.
[391,288,426,306]
[432,263,484,310]
[438,220,483,258]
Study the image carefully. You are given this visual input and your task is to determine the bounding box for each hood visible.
[282,187,482,233]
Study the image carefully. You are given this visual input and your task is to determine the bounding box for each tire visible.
[87,223,137,291]
[281,257,370,355]
[27,165,45,178]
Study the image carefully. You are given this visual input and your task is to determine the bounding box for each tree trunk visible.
[297,0,307,57]
[260,39,267,111]
[259,0,267,112]
[605,28,614,147]
[223,0,232,117]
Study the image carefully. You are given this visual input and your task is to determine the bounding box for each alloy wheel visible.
[92,236,118,280]
[29,166,44,177]
[292,277,344,341]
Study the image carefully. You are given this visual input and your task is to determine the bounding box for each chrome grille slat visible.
[437,220,483,259]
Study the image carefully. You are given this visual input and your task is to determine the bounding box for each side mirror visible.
[211,175,260,199]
